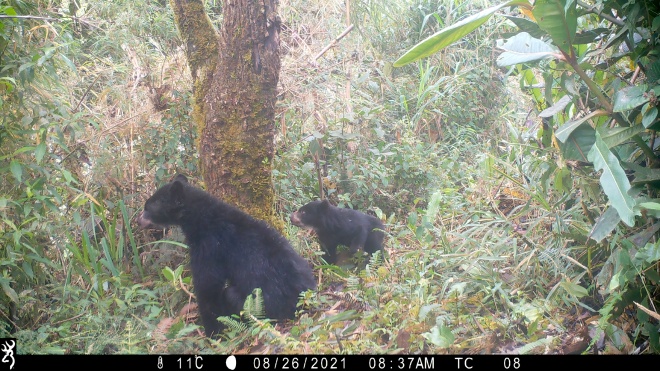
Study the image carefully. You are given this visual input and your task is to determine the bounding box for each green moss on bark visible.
[171,0,283,231]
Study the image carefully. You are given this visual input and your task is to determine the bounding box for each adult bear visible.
[138,174,316,337]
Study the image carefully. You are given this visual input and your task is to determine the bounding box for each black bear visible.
[137,174,316,337]
[290,199,385,264]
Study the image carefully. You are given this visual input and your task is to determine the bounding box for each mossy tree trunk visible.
[170,0,282,228]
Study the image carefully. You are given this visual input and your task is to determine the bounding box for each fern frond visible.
[517,337,554,354]
[346,276,360,291]
[243,288,266,321]
[217,316,248,333]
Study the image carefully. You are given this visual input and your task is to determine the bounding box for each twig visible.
[313,24,354,61]
[51,312,85,326]
[576,0,623,26]
[179,276,195,299]
[74,73,102,113]
[634,301,660,321]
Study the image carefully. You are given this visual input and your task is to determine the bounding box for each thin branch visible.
[576,0,624,26]
[74,73,102,113]
[313,24,354,61]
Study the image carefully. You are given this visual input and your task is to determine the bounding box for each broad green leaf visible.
[630,166,660,185]
[598,123,645,148]
[35,142,47,164]
[635,241,660,264]
[629,221,660,248]
[0,6,18,16]
[175,264,184,278]
[560,280,589,298]
[539,94,572,118]
[394,0,530,67]
[607,271,622,292]
[588,206,620,243]
[587,133,637,227]
[61,169,76,184]
[13,146,36,155]
[22,262,39,280]
[559,124,595,161]
[638,202,660,211]
[532,0,577,54]
[496,32,559,66]
[555,110,606,143]
[422,324,455,348]
[645,59,660,84]
[308,138,322,158]
[162,267,175,282]
[573,28,610,44]
[10,160,22,182]
[553,166,571,193]
[1,279,18,303]
[502,16,545,38]
[642,106,658,128]
[594,249,617,293]
[18,61,35,74]
[43,199,59,213]
[613,84,649,112]
[514,302,543,323]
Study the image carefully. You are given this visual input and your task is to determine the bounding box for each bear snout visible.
[136,211,159,229]
[290,212,303,227]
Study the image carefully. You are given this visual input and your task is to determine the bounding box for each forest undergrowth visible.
[0,0,657,355]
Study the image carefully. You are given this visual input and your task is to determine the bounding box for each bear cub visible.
[138,174,316,337]
[290,199,385,264]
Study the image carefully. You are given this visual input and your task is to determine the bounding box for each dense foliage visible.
[0,0,657,355]
[395,0,660,352]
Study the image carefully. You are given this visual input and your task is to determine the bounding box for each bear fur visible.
[138,174,316,337]
[290,199,385,264]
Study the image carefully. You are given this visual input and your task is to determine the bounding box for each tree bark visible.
[170,0,282,229]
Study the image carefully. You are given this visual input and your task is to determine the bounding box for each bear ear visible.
[173,174,189,184]
[320,199,330,208]
[170,179,186,204]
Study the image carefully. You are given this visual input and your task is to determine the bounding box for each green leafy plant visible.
[394,0,660,351]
